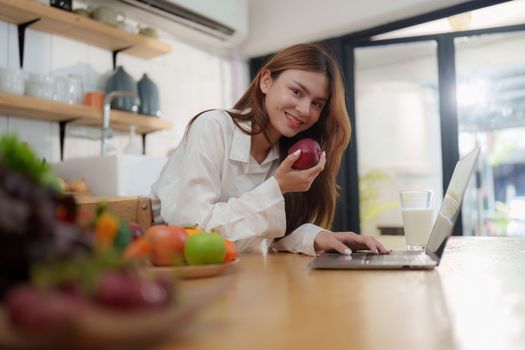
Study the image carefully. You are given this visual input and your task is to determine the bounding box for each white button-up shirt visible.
[151,110,324,256]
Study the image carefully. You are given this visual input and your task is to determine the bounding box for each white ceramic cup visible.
[400,190,434,250]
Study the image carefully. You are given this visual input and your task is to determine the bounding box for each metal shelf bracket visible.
[17,18,41,68]
[112,47,133,70]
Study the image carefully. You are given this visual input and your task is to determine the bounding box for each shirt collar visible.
[229,120,280,165]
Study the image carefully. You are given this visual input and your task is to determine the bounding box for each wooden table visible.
[159,237,525,350]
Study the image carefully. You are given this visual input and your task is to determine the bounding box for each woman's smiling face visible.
[259,69,329,142]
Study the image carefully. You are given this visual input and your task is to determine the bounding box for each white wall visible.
[0,19,244,162]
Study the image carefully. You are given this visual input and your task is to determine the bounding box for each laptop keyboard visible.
[309,251,438,269]
[353,251,430,265]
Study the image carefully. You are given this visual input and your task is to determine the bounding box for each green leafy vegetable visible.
[0,134,59,190]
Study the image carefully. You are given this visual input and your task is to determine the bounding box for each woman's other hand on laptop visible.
[314,231,389,255]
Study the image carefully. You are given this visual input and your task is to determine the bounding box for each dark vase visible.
[50,0,72,11]
[137,74,161,117]
[105,66,138,113]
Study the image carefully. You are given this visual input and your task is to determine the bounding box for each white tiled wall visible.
[0,19,245,162]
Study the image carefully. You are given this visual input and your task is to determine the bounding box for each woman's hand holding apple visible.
[275,148,326,194]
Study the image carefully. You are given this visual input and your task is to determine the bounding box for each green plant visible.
[488,201,510,235]
[0,134,59,190]
[488,130,517,167]
[359,169,399,226]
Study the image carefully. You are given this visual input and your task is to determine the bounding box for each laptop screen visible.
[425,147,480,256]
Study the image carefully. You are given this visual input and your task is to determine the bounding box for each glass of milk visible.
[400,190,434,250]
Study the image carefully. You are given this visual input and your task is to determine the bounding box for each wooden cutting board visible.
[74,195,153,229]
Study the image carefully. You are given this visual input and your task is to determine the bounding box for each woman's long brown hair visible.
[188,43,351,232]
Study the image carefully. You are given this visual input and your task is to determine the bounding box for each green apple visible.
[184,233,226,265]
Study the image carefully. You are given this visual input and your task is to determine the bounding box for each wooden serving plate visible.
[146,258,240,279]
[0,279,229,350]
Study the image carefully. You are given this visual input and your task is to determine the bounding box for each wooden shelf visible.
[0,92,172,134]
[0,0,171,59]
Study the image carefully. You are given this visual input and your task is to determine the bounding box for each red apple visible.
[288,138,322,170]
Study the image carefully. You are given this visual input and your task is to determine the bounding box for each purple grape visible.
[6,285,85,334]
[0,162,92,298]
[128,222,145,240]
[93,271,171,311]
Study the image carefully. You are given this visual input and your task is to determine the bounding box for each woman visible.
[151,43,387,256]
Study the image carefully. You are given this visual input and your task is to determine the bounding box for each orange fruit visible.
[223,239,237,263]
[184,226,204,236]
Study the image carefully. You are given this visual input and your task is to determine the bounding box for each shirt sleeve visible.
[156,112,286,241]
[270,223,325,256]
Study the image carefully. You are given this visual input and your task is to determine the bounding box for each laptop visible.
[309,147,480,270]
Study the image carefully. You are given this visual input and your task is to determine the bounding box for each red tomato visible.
[223,239,237,263]
[146,225,188,266]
